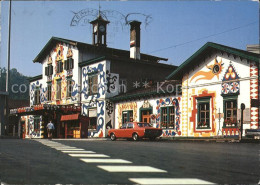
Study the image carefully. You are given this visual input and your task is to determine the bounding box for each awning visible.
[60,114,80,121]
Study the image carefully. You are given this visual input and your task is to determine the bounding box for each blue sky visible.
[1,1,259,76]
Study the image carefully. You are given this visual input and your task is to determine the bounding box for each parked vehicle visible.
[108,122,162,141]
[245,129,260,139]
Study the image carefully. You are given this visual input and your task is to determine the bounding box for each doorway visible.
[140,109,152,123]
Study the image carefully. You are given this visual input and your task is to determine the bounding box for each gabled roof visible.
[33,37,168,63]
[28,75,42,82]
[79,55,177,69]
[166,42,260,80]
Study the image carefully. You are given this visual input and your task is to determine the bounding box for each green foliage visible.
[0,67,30,100]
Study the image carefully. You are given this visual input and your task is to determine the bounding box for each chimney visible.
[130,21,141,60]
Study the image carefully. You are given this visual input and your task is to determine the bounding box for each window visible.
[197,98,210,129]
[121,123,127,129]
[89,117,97,129]
[45,65,53,76]
[56,80,61,100]
[67,78,73,98]
[88,108,97,129]
[34,89,40,105]
[127,123,134,129]
[47,83,52,101]
[65,58,74,70]
[122,110,133,124]
[57,60,63,73]
[119,79,127,93]
[34,116,40,131]
[224,98,237,127]
[88,74,98,95]
[160,106,175,129]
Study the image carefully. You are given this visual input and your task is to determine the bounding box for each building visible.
[111,42,259,138]
[10,15,177,138]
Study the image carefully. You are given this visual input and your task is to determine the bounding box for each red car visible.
[108,122,162,141]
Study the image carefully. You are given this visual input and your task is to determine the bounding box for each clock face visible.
[94,25,98,33]
[99,25,105,32]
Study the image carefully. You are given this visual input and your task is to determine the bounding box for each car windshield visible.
[137,123,152,127]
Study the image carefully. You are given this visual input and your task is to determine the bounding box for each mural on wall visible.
[30,80,42,106]
[27,115,42,138]
[82,63,106,115]
[48,43,77,104]
[106,70,118,93]
[250,61,259,129]
[221,63,240,95]
[190,58,224,83]
[81,63,107,137]
[155,97,181,136]
[117,102,138,127]
[105,100,113,129]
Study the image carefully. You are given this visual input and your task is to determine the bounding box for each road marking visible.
[128,178,215,184]
[50,147,77,149]
[80,158,132,163]
[61,151,96,153]
[68,154,109,157]
[55,148,85,151]
[97,166,167,173]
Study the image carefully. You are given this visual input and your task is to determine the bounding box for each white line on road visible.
[55,148,85,151]
[80,158,132,163]
[50,147,77,149]
[97,166,167,173]
[128,178,215,184]
[61,151,95,153]
[68,154,109,157]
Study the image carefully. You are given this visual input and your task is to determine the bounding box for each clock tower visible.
[90,15,110,47]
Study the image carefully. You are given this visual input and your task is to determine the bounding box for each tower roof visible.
[90,14,110,24]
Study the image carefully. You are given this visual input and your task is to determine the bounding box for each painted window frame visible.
[65,57,74,70]
[45,64,53,76]
[34,87,41,105]
[196,97,211,129]
[34,116,41,133]
[223,95,238,128]
[88,73,98,95]
[139,107,153,122]
[122,110,133,124]
[56,60,63,73]
[160,106,175,129]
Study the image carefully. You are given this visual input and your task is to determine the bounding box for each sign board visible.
[88,108,97,117]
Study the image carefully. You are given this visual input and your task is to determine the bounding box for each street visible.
[0,139,259,184]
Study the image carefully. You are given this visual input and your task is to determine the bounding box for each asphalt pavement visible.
[0,139,259,184]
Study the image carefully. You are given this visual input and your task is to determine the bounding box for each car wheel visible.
[132,133,139,141]
[110,133,116,141]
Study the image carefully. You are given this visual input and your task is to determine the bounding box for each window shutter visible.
[60,61,63,72]
[65,60,68,70]
[45,67,48,76]
[50,65,53,75]
[70,58,74,69]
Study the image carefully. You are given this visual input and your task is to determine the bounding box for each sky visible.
[0,0,259,77]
